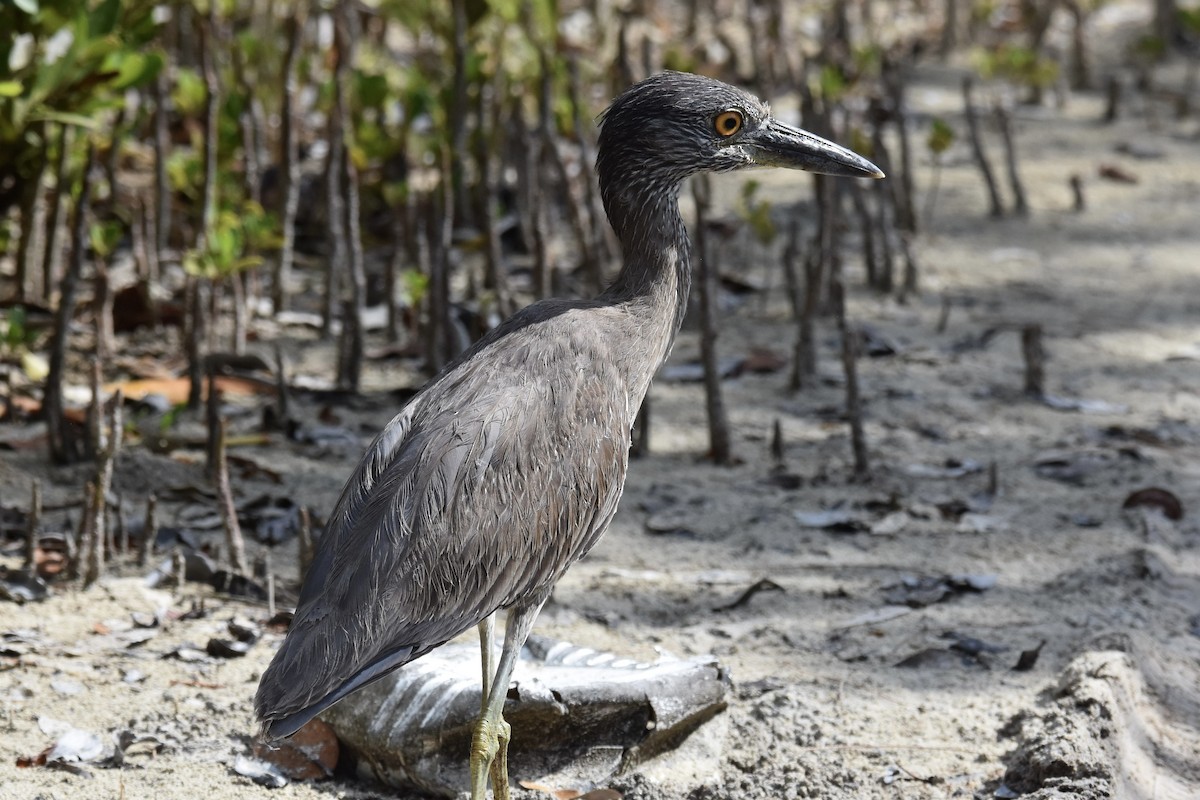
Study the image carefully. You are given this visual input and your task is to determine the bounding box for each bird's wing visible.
[256,322,630,736]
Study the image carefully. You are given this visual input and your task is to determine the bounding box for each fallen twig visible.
[139,493,156,569]
[216,418,248,576]
[24,480,41,571]
[713,578,784,612]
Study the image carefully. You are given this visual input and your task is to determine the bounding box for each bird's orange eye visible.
[714,110,743,137]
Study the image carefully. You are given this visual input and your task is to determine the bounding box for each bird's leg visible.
[478,613,497,713]
[471,612,506,800]
[469,598,546,800]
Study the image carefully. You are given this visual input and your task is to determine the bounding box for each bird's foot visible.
[490,716,511,800]
[469,714,511,800]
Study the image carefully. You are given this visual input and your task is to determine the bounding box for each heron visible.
[255,70,882,799]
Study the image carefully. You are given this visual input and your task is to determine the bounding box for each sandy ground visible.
[3,59,1200,800]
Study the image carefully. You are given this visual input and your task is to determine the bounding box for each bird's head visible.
[598,71,883,196]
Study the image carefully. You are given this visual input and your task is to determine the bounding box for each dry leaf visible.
[106,375,271,406]
[1122,487,1183,520]
[253,719,339,781]
[1097,163,1138,184]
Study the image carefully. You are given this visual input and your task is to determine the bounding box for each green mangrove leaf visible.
[88,0,120,39]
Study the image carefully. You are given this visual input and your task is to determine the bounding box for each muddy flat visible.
[3,58,1200,800]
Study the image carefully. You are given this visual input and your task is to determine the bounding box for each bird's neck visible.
[599,185,692,366]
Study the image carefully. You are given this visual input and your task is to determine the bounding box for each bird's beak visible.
[746,118,885,179]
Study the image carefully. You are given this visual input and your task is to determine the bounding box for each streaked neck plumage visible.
[598,176,693,375]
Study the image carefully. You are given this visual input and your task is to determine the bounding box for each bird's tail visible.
[255,632,416,740]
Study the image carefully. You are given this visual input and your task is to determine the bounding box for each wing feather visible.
[256,311,632,735]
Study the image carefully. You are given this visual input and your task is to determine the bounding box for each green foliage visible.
[485,0,521,25]
[376,0,447,32]
[815,64,848,103]
[849,127,873,162]
[381,180,407,209]
[158,402,185,433]
[927,117,955,155]
[0,0,160,213]
[217,92,244,155]
[1130,35,1166,62]
[2,306,36,350]
[239,202,281,252]
[0,305,47,381]
[109,50,163,91]
[88,0,120,39]
[184,204,270,280]
[0,0,160,143]
[357,72,390,110]
[172,68,207,117]
[662,47,698,74]
[88,219,122,258]
[736,180,776,246]
[166,149,202,199]
[403,76,437,122]
[355,118,391,164]
[519,0,556,43]
[1182,8,1200,35]
[851,44,883,77]
[970,0,998,27]
[2,0,607,309]
[401,269,430,309]
[973,44,1059,89]
[234,28,262,65]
